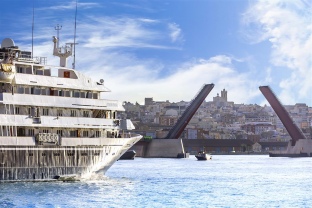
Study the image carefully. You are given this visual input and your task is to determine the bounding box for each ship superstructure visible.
[0,37,141,181]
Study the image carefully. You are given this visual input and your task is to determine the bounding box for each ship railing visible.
[119,133,141,138]
[59,133,141,139]
[17,56,47,65]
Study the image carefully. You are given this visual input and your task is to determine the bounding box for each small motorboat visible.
[195,151,212,160]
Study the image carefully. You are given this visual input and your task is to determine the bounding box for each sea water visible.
[1,155,312,208]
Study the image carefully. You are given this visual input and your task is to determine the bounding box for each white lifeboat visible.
[0,62,16,83]
[0,38,17,83]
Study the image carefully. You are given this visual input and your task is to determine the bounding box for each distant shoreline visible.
[207,152,268,155]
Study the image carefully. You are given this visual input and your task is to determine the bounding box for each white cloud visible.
[38,1,99,11]
[243,0,312,105]
[79,16,179,50]
[81,53,260,105]
[168,23,183,43]
[265,67,272,83]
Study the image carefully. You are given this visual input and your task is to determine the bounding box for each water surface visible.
[1,155,311,207]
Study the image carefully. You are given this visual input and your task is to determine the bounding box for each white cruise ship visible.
[0,36,142,181]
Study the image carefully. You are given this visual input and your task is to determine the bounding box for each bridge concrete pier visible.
[130,139,185,158]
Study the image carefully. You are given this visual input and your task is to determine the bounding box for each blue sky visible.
[1,0,311,106]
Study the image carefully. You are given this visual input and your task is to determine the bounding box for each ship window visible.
[93,93,98,99]
[83,111,89,117]
[28,153,33,156]
[34,87,40,95]
[53,152,60,156]
[67,152,74,156]
[64,90,70,97]
[57,110,63,116]
[30,87,34,94]
[64,71,70,78]
[42,129,49,133]
[80,92,86,98]
[70,130,77,137]
[45,88,50,95]
[17,86,24,94]
[70,110,77,117]
[58,90,63,96]
[42,108,49,116]
[51,89,58,96]
[49,88,53,96]
[36,70,43,75]
[41,88,46,95]
[83,131,88,137]
[15,107,20,115]
[26,67,32,74]
[25,87,30,94]
[86,92,92,98]
[74,91,80,98]
[28,129,35,136]
[57,130,63,136]
[81,152,88,156]
[17,127,25,136]
[44,70,51,76]
[95,131,101,137]
[33,107,39,117]
[17,67,23,73]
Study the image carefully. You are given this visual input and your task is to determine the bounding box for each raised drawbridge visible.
[259,86,311,157]
[164,83,214,139]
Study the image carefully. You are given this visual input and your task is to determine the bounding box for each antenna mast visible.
[55,24,62,48]
[32,0,35,58]
[73,0,78,69]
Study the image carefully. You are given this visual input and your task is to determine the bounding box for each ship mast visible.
[52,25,74,68]
[31,0,35,59]
[54,24,62,48]
[73,0,78,69]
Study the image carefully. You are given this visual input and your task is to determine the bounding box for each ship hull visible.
[0,136,141,181]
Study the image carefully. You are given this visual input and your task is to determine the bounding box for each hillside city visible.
[122,89,312,147]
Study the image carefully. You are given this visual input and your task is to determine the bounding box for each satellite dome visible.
[1,38,15,48]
